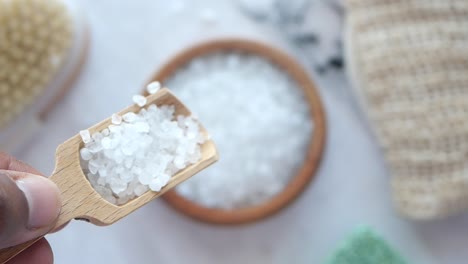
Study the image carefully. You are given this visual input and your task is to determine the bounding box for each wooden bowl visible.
[147,39,326,225]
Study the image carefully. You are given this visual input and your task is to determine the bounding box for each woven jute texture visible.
[347,0,468,220]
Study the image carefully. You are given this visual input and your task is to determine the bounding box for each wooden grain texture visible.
[151,39,327,225]
[0,88,218,263]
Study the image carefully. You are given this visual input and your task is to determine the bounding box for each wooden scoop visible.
[0,88,218,263]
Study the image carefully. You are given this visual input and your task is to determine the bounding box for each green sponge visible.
[327,227,407,264]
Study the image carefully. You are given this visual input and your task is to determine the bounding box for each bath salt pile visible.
[167,53,313,209]
[79,83,206,205]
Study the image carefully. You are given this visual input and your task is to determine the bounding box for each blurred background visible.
[1,0,468,263]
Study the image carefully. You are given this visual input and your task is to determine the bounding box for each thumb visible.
[0,170,61,248]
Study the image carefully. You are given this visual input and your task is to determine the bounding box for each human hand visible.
[0,152,61,264]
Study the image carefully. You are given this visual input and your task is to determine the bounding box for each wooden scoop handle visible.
[0,177,87,263]
[0,181,78,263]
[0,239,42,263]
[0,89,219,263]
[0,143,98,263]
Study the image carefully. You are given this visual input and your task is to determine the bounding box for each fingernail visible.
[16,176,62,230]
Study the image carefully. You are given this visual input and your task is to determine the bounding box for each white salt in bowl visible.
[146,39,326,225]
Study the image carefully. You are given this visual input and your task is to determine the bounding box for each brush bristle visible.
[0,0,72,128]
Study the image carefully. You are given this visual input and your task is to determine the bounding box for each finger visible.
[0,170,61,248]
[0,152,42,175]
[0,152,71,232]
[7,238,53,264]
[49,222,69,233]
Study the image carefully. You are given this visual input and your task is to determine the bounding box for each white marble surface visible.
[14,0,468,263]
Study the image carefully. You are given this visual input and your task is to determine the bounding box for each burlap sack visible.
[346,0,468,220]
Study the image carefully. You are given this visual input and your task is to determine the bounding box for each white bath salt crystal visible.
[101,137,112,149]
[141,135,154,145]
[146,81,161,94]
[131,166,142,175]
[122,144,136,156]
[95,186,116,204]
[159,173,171,186]
[168,53,313,209]
[108,125,119,133]
[147,104,157,112]
[149,178,163,192]
[98,167,108,177]
[139,108,148,119]
[88,163,98,174]
[120,172,134,182]
[80,148,93,161]
[134,184,148,196]
[132,95,147,107]
[111,114,122,125]
[138,173,153,185]
[97,176,106,186]
[117,196,130,205]
[79,130,91,143]
[124,158,133,169]
[172,155,185,169]
[110,179,127,194]
[92,132,103,142]
[134,122,150,133]
[102,128,110,136]
[122,112,138,123]
[87,141,103,153]
[126,181,138,194]
[79,101,206,205]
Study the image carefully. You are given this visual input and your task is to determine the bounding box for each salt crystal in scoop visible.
[79,94,207,205]
[80,130,91,144]
[132,95,147,107]
[111,114,122,125]
[146,81,161,94]
[122,112,137,123]
[80,148,92,160]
